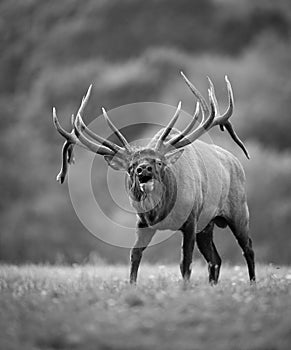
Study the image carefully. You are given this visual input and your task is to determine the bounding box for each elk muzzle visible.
[136,162,155,192]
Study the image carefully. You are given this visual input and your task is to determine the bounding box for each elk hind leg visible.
[228,211,255,283]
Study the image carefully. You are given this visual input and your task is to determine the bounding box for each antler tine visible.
[166,73,249,158]
[207,76,220,115]
[72,87,122,156]
[200,100,205,124]
[53,107,89,149]
[155,101,182,150]
[74,86,127,154]
[102,107,132,152]
[211,76,249,158]
[53,107,75,142]
[65,85,115,156]
[66,115,76,165]
[164,79,218,150]
[52,84,92,145]
[53,85,124,183]
[180,71,209,116]
[170,94,216,150]
[71,113,75,127]
[224,121,250,159]
[194,89,217,134]
[56,141,72,184]
[166,102,200,147]
[182,102,201,135]
[53,107,87,184]
[73,114,116,156]
[213,75,234,126]
[67,143,75,165]
[76,84,92,119]
[208,76,226,131]
[77,111,122,153]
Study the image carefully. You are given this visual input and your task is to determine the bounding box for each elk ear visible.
[165,149,184,165]
[104,155,128,171]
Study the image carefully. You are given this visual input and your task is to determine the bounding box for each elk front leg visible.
[196,221,222,285]
[130,222,156,284]
[180,219,196,281]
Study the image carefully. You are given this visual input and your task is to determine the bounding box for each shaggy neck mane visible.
[128,167,177,227]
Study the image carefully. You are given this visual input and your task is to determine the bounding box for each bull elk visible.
[52,72,255,284]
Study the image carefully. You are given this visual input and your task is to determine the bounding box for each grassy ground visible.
[0,264,291,350]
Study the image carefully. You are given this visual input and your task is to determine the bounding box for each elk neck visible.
[128,166,177,227]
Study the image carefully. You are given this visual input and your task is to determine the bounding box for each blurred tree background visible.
[0,0,291,265]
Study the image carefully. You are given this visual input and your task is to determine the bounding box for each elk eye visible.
[157,161,162,167]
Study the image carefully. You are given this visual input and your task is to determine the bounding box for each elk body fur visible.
[52,72,255,284]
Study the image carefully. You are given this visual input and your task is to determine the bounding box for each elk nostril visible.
[136,167,142,174]
[147,166,152,172]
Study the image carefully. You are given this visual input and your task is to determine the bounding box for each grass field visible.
[0,264,291,350]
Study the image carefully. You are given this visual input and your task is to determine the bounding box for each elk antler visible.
[154,101,182,150]
[52,85,132,183]
[156,72,249,159]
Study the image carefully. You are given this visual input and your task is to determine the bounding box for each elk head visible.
[52,72,249,188]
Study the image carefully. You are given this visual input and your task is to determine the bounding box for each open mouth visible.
[138,176,155,193]
[139,175,152,184]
